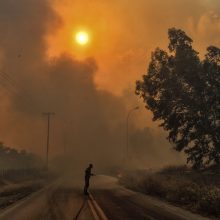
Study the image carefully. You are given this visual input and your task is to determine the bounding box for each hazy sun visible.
[75,31,89,45]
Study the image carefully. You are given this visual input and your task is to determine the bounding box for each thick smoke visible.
[0,0,187,171]
[52,0,220,96]
[0,0,127,171]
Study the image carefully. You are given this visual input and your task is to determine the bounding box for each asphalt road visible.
[0,175,211,220]
[0,178,94,220]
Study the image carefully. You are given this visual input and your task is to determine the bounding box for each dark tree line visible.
[0,142,42,169]
[136,28,220,168]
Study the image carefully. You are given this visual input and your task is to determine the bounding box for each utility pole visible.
[43,112,55,170]
[126,106,139,161]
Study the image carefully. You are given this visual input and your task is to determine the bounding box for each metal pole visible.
[126,107,139,161]
[43,112,55,170]
[46,114,50,170]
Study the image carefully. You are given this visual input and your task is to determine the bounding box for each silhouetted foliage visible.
[0,142,42,169]
[136,28,220,168]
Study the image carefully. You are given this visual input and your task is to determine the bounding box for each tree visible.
[136,28,220,168]
[0,142,42,169]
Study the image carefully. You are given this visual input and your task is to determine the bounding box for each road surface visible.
[0,175,211,220]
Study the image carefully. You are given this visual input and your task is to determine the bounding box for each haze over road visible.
[0,175,211,220]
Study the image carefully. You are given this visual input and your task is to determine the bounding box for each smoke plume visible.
[4,0,220,170]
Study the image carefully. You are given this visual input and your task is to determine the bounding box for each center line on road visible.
[73,198,87,220]
[89,194,109,220]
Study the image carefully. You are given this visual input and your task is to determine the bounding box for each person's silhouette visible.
[84,163,94,195]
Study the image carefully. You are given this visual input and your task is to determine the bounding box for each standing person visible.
[84,163,95,195]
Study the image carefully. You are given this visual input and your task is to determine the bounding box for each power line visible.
[0,72,21,96]
[0,70,40,111]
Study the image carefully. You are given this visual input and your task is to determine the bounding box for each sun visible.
[75,31,89,45]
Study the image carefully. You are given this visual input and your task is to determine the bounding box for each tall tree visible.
[136,28,220,168]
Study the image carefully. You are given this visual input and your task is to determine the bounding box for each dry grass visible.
[0,182,43,209]
[0,170,53,210]
[119,166,220,218]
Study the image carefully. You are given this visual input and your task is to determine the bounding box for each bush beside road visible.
[119,166,220,218]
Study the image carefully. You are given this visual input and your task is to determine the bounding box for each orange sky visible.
[46,0,220,97]
[0,0,219,167]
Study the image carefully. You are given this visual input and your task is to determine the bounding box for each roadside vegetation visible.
[0,177,44,209]
[0,168,52,210]
[132,27,220,218]
[136,28,220,168]
[0,142,42,170]
[119,166,220,218]
[0,143,53,210]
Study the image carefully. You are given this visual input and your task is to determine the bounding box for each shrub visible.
[119,168,220,218]
[199,187,220,216]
